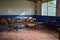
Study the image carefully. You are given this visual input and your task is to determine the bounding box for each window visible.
[41,0,56,16]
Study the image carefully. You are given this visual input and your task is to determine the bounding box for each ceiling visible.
[0,0,53,3]
[27,0,53,3]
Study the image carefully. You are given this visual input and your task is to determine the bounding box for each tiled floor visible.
[0,27,59,40]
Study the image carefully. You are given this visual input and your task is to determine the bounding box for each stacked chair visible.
[0,17,36,32]
[0,17,8,31]
[26,17,37,28]
[15,18,27,31]
[7,17,15,31]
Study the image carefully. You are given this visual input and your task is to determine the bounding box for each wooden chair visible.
[26,17,37,28]
[0,17,7,30]
[7,17,15,31]
[15,18,26,31]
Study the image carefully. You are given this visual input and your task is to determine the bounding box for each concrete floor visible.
[0,27,59,40]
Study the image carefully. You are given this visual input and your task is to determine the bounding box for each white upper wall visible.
[0,0,34,15]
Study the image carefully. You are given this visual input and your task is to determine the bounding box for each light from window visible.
[41,0,56,16]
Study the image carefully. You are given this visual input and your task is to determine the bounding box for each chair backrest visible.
[1,17,7,23]
[7,17,14,23]
[1,17,7,26]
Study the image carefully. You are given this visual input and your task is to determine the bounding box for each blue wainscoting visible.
[0,15,60,23]
[0,15,35,18]
[0,15,60,31]
[35,15,60,29]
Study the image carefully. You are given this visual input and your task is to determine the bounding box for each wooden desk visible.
[26,23,36,28]
[27,23,36,26]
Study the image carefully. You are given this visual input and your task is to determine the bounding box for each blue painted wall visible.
[0,15,60,22]
[0,15,60,29]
